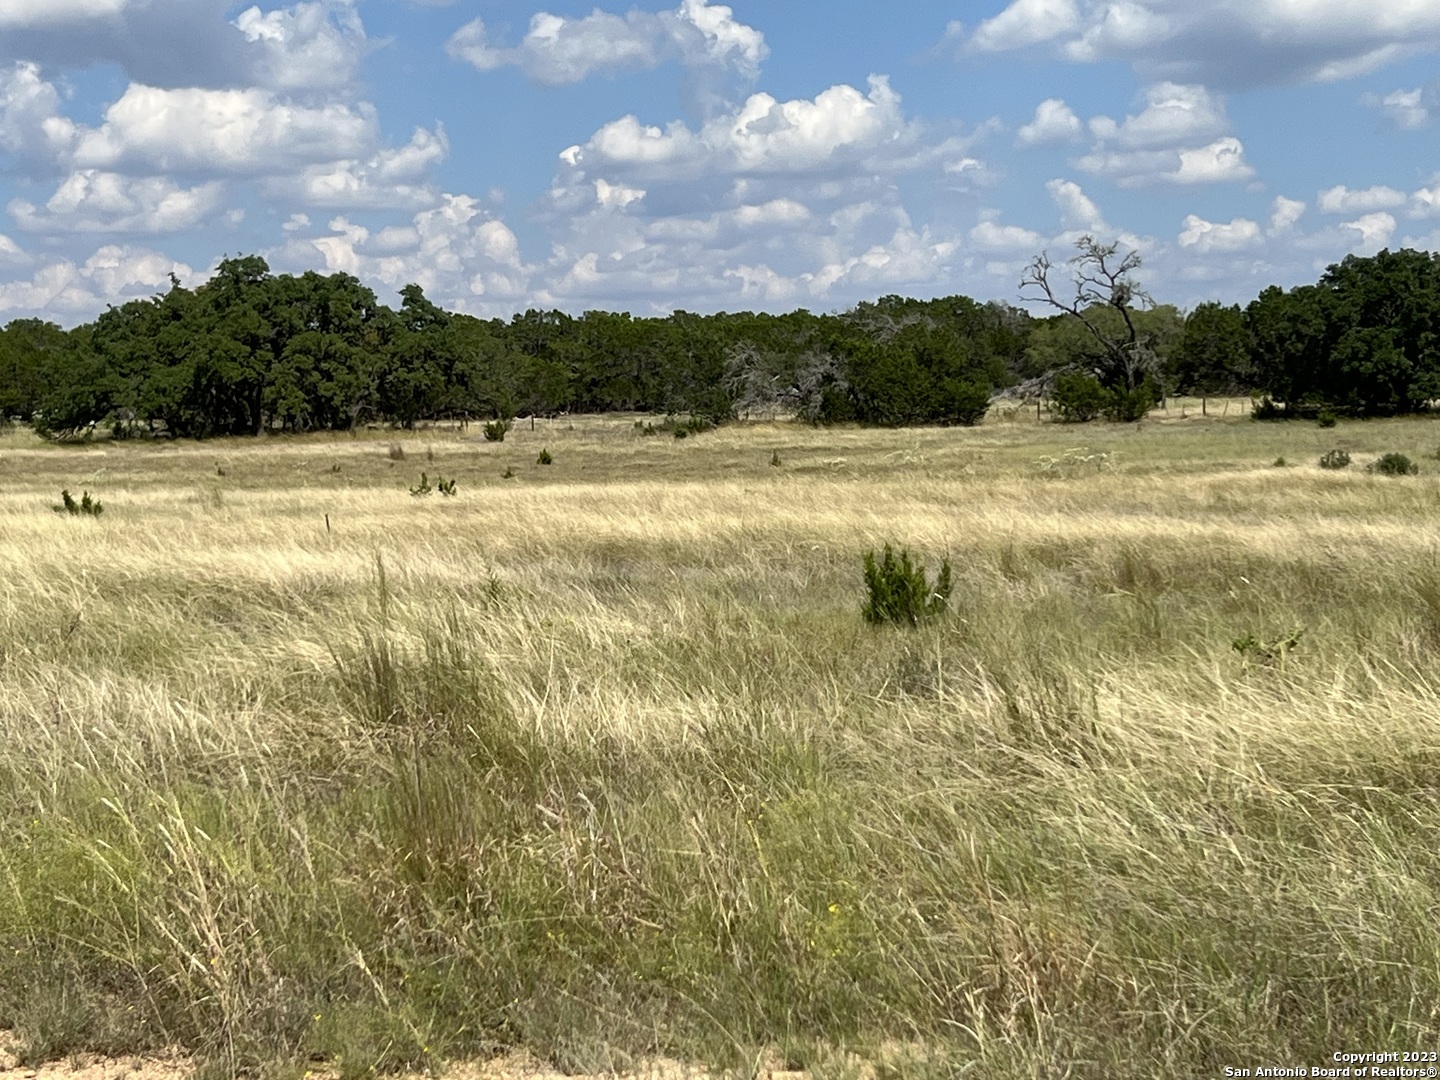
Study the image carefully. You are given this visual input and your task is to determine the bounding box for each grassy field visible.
[2,403,1439,1079]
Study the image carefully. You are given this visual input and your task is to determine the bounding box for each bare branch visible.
[1019,235,1158,392]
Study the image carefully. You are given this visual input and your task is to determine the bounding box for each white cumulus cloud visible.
[0,233,29,266]
[1269,196,1306,233]
[969,218,1046,252]
[0,62,78,160]
[1412,181,1440,218]
[1172,138,1255,184]
[72,84,376,174]
[594,179,646,211]
[1342,211,1397,251]
[805,226,957,296]
[0,0,131,28]
[1363,82,1439,128]
[283,193,533,311]
[278,125,448,209]
[447,0,766,85]
[1046,178,1108,232]
[1076,136,1254,187]
[959,0,1440,88]
[233,0,369,91]
[0,0,373,97]
[732,198,809,227]
[969,0,1080,52]
[1016,98,1082,147]
[1069,84,1248,187]
[9,170,225,233]
[1087,83,1228,149]
[3,62,449,219]
[1317,185,1408,214]
[565,76,916,181]
[1178,213,1262,253]
[0,243,192,317]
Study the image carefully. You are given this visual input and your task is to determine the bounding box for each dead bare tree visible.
[724,342,779,420]
[1021,235,1158,394]
[788,349,848,423]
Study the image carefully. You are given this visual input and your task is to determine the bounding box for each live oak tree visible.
[0,318,67,420]
[1245,249,1440,415]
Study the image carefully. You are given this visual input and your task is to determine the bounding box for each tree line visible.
[1020,240,1440,422]
[1,246,1438,438]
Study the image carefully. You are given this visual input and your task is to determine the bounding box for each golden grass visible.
[1,410,1439,1077]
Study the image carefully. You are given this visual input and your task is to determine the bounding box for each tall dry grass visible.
[1,412,1438,1077]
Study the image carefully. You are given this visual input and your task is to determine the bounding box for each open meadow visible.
[2,403,1440,1079]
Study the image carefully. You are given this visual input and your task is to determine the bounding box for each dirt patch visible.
[0,1036,794,1080]
[0,1032,191,1080]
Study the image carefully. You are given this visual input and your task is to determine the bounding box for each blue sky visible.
[1,0,1438,326]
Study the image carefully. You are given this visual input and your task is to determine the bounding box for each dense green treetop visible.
[1172,302,1249,395]
[1245,248,1440,415]
[0,317,67,420]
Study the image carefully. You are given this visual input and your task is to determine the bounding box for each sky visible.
[0,0,1438,327]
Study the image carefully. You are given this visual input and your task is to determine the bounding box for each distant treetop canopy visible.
[2,246,1437,438]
